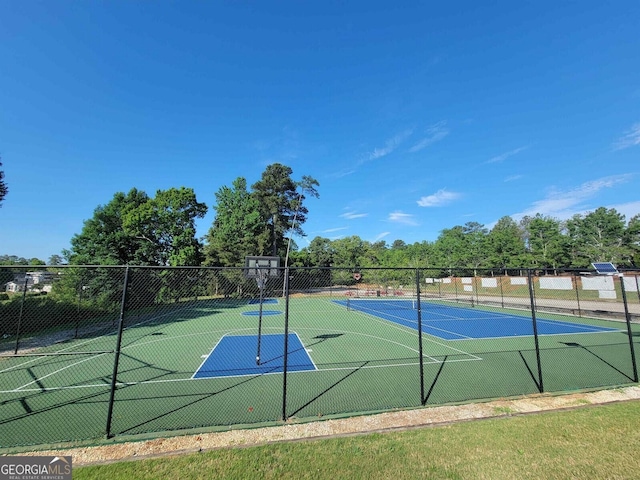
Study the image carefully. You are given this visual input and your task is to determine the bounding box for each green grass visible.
[74,400,640,480]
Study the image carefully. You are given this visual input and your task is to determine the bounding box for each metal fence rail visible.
[0,265,638,448]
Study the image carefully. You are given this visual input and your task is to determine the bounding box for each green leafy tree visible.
[0,255,30,265]
[382,241,410,268]
[48,254,65,265]
[203,177,264,267]
[122,187,208,266]
[461,222,489,272]
[331,236,368,268]
[251,164,319,257]
[624,214,640,266]
[521,214,570,270]
[566,207,627,267]
[432,223,488,272]
[405,241,436,268]
[290,236,335,287]
[68,187,207,266]
[433,226,467,270]
[486,216,527,269]
[368,240,390,267]
[303,236,336,267]
[0,267,13,289]
[67,188,150,265]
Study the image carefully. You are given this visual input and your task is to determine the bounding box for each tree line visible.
[292,210,639,273]
[1,162,639,270]
[63,163,319,268]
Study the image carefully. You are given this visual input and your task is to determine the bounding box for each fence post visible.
[527,269,544,393]
[473,276,478,306]
[454,275,458,302]
[619,275,639,383]
[282,266,291,421]
[106,266,130,439]
[416,269,425,404]
[13,276,29,354]
[75,276,85,338]
[573,272,582,317]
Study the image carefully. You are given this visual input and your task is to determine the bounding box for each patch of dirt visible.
[13,385,640,466]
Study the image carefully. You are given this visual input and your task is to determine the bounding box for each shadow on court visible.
[422,355,448,405]
[0,352,178,424]
[116,333,348,435]
[287,361,369,418]
[561,342,636,382]
[116,364,285,435]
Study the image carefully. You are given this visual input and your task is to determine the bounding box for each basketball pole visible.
[256,269,266,365]
[285,191,303,265]
[282,189,303,297]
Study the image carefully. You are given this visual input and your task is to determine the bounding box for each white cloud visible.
[329,168,358,179]
[512,174,634,221]
[340,211,368,220]
[322,227,348,233]
[373,232,391,242]
[613,123,640,150]
[504,174,524,182]
[605,201,640,221]
[417,189,462,207]
[487,146,528,164]
[388,211,419,226]
[338,128,416,177]
[369,129,414,160]
[408,121,449,153]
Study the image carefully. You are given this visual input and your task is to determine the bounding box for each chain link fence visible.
[1,265,638,448]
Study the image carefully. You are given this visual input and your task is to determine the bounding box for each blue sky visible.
[1,1,639,262]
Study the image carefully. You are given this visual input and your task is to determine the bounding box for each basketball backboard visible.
[244,256,281,279]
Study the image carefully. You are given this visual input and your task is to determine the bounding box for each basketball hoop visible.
[353,272,362,282]
[256,273,268,291]
[244,256,281,366]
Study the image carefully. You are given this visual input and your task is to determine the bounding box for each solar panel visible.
[591,262,618,275]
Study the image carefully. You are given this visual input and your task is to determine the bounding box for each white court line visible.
[0,321,484,394]
[2,355,483,392]
[191,331,319,380]
[292,331,319,371]
[342,300,621,340]
[129,322,438,367]
[0,336,114,374]
[2,303,482,394]
[533,317,621,333]
[450,329,626,342]
[191,333,228,379]
[346,305,476,341]
[1,305,195,385]
[10,352,111,392]
[342,307,482,361]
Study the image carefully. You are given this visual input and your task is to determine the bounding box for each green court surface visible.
[1,296,638,449]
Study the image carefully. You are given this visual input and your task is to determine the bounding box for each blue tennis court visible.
[334,299,619,340]
[193,333,317,378]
